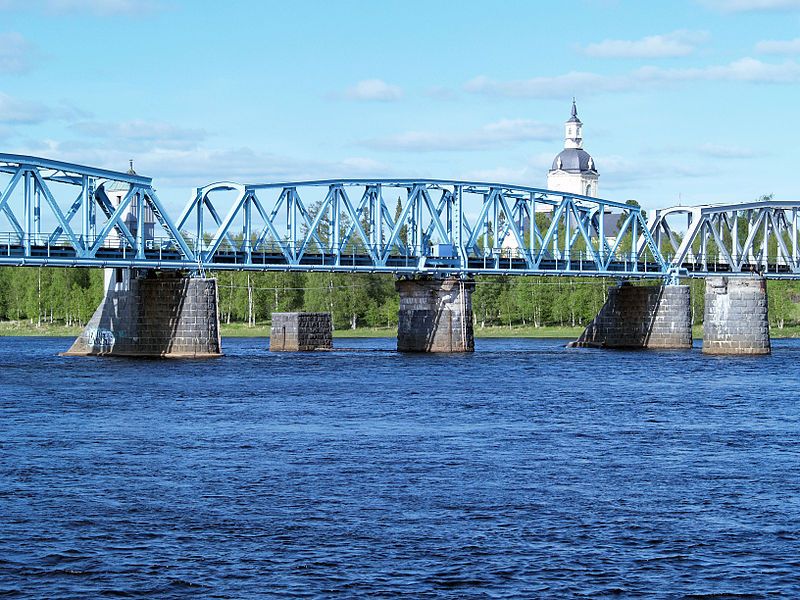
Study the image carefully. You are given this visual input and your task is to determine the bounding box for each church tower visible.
[547,100,599,197]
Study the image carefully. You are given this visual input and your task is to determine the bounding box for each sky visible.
[2,0,800,213]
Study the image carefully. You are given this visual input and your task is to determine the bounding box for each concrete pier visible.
[569,282,692,349]
[269,312,333,351]
[703,276,770,355]
[64,269,222,357]
[396,277,474,352]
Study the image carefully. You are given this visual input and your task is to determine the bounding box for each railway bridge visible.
[0,154,790,355]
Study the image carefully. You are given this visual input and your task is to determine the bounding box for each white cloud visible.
[657,57,800,83]
[697,143,755,158]
[701,0,800,11]
[11,140,394,189]
[465,72,627,98]
[362,119,559,152]
[343,79,403,102]
[0,32,37,73]
[755,38,800,54]
[0,0,158,15]
[583,30,708,59]
[70,119,206,150]
[465,58,800,98]
[0,92,52,123]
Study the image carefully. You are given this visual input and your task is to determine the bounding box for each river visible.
[1,336,798,598]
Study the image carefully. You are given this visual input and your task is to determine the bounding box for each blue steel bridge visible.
[1,152,799,280]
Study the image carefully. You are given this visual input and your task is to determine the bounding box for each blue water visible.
[1,336,799,598]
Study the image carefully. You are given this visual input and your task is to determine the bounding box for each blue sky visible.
[2,0,800,212]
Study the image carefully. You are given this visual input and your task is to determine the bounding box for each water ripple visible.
[0,336,798,598]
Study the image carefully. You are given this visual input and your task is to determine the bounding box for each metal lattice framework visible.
[0,152,798,279]
[175,178,664,276]
[0,153,195,268]
[643,200,800,279]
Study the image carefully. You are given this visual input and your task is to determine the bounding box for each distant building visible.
[501,101,612,252]
[105,160,155,248]
[547,100,599,197]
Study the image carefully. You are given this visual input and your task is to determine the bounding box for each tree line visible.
[0,266,799,331]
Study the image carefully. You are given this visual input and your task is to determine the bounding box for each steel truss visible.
[0,153,195,269]
[175,178,664,276]
[0,152,797,279]
[644,200,800,279]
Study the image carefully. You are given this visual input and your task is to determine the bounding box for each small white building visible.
[547,100,599,197]
[105,161,155,248]
[501,100,601,252]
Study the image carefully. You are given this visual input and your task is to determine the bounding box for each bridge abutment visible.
[396,277,475,352]
[702,276,770,355]
[64,269,222,357]
[569,282,692,349]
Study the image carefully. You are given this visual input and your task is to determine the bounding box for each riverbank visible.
[5,319,800,339]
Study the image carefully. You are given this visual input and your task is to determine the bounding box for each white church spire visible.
[564,98,583,149]
[547,99,599,197]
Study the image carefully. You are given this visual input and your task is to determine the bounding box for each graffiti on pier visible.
[86,327,115,350]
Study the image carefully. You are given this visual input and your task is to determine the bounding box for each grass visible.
[220,322,585,338]
[0,320,84,337]
[5,319,800,339]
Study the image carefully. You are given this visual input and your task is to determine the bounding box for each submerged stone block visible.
[396,277,474,352]
[703,276,770,355]
[270,312,333,352]
[569,283,692,349]
[64,270,222,357]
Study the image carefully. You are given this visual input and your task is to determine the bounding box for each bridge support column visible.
[569,282,692,349]
[396,276,474,352]
[270,312,333,351]
[703,276,770,355]
[64,269,222,357]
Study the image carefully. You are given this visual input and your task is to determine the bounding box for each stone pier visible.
[396,277,474,352]
[64,269,222,357]
[269,312,333,351]
[703,276,770,355]
[569,282,692,349]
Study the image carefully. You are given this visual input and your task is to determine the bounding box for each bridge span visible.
[0,153,786,356]
[1,153,798,279]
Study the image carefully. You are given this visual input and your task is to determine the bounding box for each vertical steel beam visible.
[331,185,341,264]
[136,189,145,259]
[564,199,571,269]
[81,175,89,248]
[33,181,41,247]
[763,210,769,271]
[700,221,708,271]
[529,192,536,254]
[196,192,205,253]
[630,212,638,271]
[244,192,253,263]
[454,185,464,269]
[23,169,31,256]
[598,205,605,266]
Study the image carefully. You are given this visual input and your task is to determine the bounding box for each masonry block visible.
[64,270,222,357]
[396,277,474,352]
[270,312,333,351]
[569,283,692,349]
[703,276,770,355]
